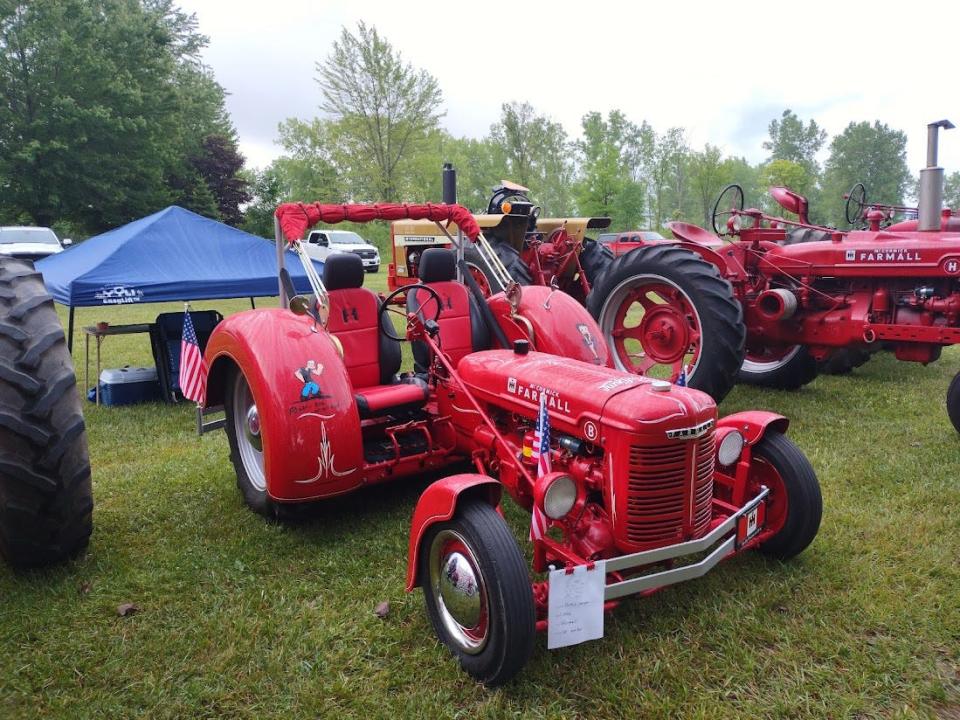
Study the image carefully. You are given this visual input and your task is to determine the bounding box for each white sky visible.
[179,0,960,178]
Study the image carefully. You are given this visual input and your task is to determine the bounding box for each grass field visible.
[1,271,959,719]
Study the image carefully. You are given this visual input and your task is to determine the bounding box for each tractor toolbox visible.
[97,366,161,406]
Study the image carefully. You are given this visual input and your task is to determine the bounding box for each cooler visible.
[98,366,161,406]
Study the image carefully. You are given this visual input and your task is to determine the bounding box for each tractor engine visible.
[449,349,720,560]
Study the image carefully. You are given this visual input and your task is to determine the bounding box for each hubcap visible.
[599,274,702,382]
[429,530,489,654]
[232,372,266,492]
[741,344,802,374]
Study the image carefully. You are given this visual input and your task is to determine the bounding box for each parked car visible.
[0,226,71,262]
[303,229,380,272]
[596,230,665,256]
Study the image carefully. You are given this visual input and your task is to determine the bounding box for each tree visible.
[0,0,240,232]
[239,166,284,238]
[646,128,689,229]
[763,109,827,177]
[316,22,443,202]
[820,121,911,226]
[190,134,251,226]
[689,145,732,227]
[489,102,573,215]
[945,172,960,213]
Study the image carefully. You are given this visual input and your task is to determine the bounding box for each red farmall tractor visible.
[199,200,822,685]
[589,119,960,429]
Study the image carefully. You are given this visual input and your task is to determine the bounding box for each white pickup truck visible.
[0,226,71,262]
[303,229,380,273]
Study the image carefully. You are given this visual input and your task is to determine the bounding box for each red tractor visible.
[200,200,822,685]
[588,119,960,429]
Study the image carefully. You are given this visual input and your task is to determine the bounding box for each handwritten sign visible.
[547,561,606,649]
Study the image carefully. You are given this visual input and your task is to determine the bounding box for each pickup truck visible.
[303,229,380,272]
[595,230,665,257]
[0,226,71,262]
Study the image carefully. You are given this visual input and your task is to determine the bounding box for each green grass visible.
[1,271,959,719]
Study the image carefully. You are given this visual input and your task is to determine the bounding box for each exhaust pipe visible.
[918,119,954,231]
[756,288,798,321]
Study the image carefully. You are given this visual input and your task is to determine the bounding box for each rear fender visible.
[717,410,789,446]
[204,308,364,501]
[406,474,502,591]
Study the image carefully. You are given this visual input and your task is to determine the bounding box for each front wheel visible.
[587,245,746,402]
[750,431,822,560]
[739,344,818,389]
[224,366,274,516]
[419,500,535,686]
[947,371,960,433]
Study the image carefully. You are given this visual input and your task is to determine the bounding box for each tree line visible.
[0,8,947,247]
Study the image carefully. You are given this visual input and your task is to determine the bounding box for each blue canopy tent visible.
[36,206,324,351]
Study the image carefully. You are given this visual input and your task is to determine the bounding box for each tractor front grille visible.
[624,432,715,549]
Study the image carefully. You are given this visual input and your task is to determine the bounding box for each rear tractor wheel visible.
[419,500,535,686]
[462,242,532,296]
[586,244,746,402]
[224,366,275,517]
[739,344,818,389]
[946,371,960,433]
[0,257,93,568]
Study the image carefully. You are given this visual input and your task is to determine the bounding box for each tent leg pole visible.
[275,216,288,309]
[250,297,255,309]
[67,307,75,354]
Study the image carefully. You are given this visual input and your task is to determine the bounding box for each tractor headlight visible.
[543,474,577,520]
[717,430,745,466]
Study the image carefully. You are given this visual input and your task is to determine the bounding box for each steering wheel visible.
[845,183,867,225]
[711,184,745,236]
[378,283,444,342]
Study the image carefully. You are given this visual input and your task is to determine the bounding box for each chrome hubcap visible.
[245,406,262,451]
[429,530,488,654]
[232,372,266,492]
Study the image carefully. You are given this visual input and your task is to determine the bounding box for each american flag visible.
[179,310,207,404]
[529,394,552,541]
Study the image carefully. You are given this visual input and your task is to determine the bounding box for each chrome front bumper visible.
[603,486,769,600]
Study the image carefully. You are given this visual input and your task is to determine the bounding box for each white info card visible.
[547,561,606,649]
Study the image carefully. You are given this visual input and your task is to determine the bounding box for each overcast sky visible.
[179,0,960,179]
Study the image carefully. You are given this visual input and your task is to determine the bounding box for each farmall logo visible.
[506,377,571,412]
[846,248,921,262]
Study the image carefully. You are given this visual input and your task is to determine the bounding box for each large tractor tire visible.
[739,344,818,389]
[462,242,532,296]
[578,237,614,290]
[0,257,93,568]
[946,371,960,434]
[586,245,746,402]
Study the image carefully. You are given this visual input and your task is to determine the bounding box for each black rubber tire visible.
[753,431,822,560]
[223,366,275,517]
[419,500,535,686]
[739,345,818,389]
[462,242,532,295]
[578,237,614,291]
[586,244,746,402]
[947,371,960,433]
[0,257,93,568]
[818,347,872,375]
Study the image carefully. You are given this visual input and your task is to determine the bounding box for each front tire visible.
[587,244,745,402]
[577,237,614,292]
[0,257,93,568]
[739,344,818,389]
[947,371,960,433]
[751,431,822,560]
[419,500,535,686]
[224,366,274,516]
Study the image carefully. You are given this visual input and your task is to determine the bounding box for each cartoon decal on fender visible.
[576,323,602,365]
[295,359,328,400]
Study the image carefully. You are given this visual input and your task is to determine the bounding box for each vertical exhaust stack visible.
[918,119,955,231]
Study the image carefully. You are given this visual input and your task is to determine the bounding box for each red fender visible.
[405,474,502,592]
[717,410,789,445]
[204,308,365,502]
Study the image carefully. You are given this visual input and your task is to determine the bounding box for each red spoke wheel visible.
[587,245,745,402]
[747,431,822,560]
[739,343,818,390]
[419,500,534,686]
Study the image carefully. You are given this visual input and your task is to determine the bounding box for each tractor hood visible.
[457,350,716,442]
[761,231,960,278]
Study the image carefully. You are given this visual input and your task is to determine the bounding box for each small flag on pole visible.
[530,394,552,541]
[179,308,207,404]
[676,363,688,387]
